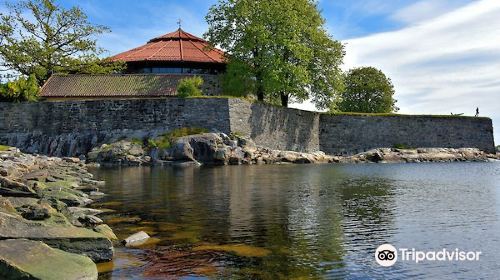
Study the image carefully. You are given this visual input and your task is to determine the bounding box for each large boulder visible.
[0,239,98,280]
[170,140,195,161]
[0,212,113,262]
[87,141,148,166]
[184,133,226,164]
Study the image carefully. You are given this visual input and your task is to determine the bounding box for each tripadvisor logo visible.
[375,244,482,267]
[375,244,398,267]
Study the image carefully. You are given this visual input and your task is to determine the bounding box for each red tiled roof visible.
[40,74,184,98]
[110,29,225,64]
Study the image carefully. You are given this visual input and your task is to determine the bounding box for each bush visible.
[177,76,204,98]
[496,145,500,152]
[147,127,209,150]
[0,75,39,102]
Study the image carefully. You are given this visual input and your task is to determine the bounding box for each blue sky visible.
[2,0,499,143]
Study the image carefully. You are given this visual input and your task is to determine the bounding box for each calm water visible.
[92,162,500,280]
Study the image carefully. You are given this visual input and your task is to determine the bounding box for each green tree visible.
[0,74,39,102]
[177,76,204,97]
[205,0,345,108]
[221,59,255,97]
[336,67,398,113]
[0,0,123,86]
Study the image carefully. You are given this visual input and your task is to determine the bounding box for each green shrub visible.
[147,127,209,150]
[177,76,204,98]
[147,139,158,149]
[496,146,500,152]
[0,75,39,102]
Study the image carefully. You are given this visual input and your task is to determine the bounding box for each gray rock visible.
[123,231,150,247]
[0,239,98,280]
[16,204,51,221]
[0,212,113,262]
[94,224,118,241]
[78,215,104,227]
[170,140,195,161]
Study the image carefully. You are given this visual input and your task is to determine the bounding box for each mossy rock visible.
[0,239,98,280]
[0,212,113,262]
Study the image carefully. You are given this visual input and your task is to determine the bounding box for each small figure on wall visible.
[475,107,480,117]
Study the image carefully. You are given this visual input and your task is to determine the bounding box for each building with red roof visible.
[110,28,226,75]
[40,28,225,100]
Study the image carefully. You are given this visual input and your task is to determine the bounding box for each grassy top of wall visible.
[324,111,491,120]
[191,97,491,120]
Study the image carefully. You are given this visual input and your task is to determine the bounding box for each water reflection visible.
[92,163,500,279]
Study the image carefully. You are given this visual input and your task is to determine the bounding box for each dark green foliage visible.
[221,60,255,97]
[0,0,124,86]
[0,74,39,102]
[177,76,204,98]
[205,0,345,108]
[496,146,500,152]
[147,127,209,150]
[336,67,398,113]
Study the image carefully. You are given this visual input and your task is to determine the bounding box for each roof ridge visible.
[189,40,216,63]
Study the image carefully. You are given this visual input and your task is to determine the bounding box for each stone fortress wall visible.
[0,98,495,156]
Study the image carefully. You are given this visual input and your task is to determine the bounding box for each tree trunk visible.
[280,92,289,107]
[255,71,265,102]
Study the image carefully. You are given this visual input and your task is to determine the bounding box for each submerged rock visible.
[0,239,98,280]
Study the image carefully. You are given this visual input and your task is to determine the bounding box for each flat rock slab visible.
[0,239,97,280]
[0,212,113,262]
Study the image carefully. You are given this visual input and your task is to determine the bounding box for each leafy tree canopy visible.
[206,0,345,108]
[0,74,39,102]
[0,0,123,86]
[336,67,398,113]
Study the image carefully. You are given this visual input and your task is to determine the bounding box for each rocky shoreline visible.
[0,147,116,279]
[1,139,498,279]
[86,133,499,166]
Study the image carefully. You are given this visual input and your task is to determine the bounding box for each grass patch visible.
[147,127,209,150]
[0,145,11,151]
[131,138,143,145]
[393,143,414,149]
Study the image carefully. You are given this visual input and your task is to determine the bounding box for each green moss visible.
[131,138,143,145]
[393,143,414,149]
[147,127,209,150]
[0,145,11,151]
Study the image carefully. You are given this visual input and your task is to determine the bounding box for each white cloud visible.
[391,0,471,24]
[294,0,500,143]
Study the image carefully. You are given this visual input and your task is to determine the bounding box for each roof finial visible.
[177,18,182,30]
